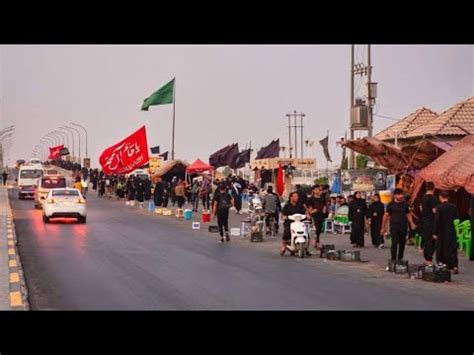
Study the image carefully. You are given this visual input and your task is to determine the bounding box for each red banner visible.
[99,126,149,175]
[48,145,64,160]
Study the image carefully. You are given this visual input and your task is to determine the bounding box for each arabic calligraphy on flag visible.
[99,126,150,174]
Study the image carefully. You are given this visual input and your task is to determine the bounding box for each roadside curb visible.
[5,187,30,310]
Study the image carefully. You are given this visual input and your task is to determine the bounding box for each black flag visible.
[319,136,332,162]
[230,148,251,169]
[159,151,169,161]
[150,146,160,154]
[209,143,239,168]
[256,139,280,159]
[209,144,230,167]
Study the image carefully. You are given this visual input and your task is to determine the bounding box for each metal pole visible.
[350,45,355,169]
[294,110,298,159]
[63,126,81,162]
[171,78,176,160]
[60,127,75,158]
[367,44,373,137]
[53,131,69,150]
[286,113,292,158]
[300,113,305,159]
[46,133,59,146]
[71,123,88,158]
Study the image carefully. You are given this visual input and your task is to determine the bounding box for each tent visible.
[186,159,214,174]
[151,160,189,182]
[411,135,474,201]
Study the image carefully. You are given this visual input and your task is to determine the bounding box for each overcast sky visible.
[1,45,473,168]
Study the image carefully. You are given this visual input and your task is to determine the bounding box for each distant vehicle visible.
[18,166,44,199]
[126,169,150,180]
[42,188,87,224]
[34,175,67,209]
[16,160,26,168]
[28,158,42,166]
[45,169,60,176]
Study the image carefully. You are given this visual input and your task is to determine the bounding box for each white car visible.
[34,175,67,209]
[42,188,87,224]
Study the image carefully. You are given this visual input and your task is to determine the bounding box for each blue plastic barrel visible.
[184,209,192,220]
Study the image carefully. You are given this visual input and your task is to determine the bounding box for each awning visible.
[186,159,214,174]
[411,135,474,201]
[342,137,451,172]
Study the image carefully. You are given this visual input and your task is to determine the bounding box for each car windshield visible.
[20,170,43,179]
[46,170,58,175]
[52,190,80,197]
[41,178,66,189]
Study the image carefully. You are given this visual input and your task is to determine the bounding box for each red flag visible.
[276,163,284,196]
[48,145,64,160]
[99,126,149,174]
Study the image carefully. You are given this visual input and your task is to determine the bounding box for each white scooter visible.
[287,213,310,258]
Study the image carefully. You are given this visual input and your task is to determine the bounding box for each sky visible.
[1,45,473,169]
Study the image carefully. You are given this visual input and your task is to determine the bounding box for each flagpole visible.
[326,130,329,180]
[171,78,176,160]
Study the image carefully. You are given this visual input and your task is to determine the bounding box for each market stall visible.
[151,159,189,183]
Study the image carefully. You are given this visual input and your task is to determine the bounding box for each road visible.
[9,188,474,310]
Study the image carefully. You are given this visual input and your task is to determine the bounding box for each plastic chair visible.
[458,220,470,251]
[459,222,471,258]
[323,219,334,234]
[414,233,422,248]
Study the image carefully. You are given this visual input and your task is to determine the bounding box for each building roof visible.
[405,96,474,138]
[374,107,438,141]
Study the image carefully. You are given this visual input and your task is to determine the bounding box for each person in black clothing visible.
[306,185,326,250]
[135,176,144,206]
[280,192,308,256]
[2,171,8,185]
[126,176,136,202]
[348,191,368,248]
[382,188,416,261]
[143,177,152,201]
[212,183,234,243]
[162,181,170,208]
[433,191,459,273]
[420,182,439,265]
[98,178,106,197]
[153,176,164,207]
[367,193,385,248]
[295,184,308,209]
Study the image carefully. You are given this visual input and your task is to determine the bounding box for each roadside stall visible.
[151,159,189,183]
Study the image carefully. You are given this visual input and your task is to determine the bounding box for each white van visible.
[18,166,44,199]
[126,168,150,180]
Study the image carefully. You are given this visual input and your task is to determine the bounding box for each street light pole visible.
[53,130,69,150]
[60,127,75,158]
[71,123,88,158]
[65,126,81,163]
[46,133,59,146]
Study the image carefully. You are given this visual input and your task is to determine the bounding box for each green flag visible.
[141,78,175,111]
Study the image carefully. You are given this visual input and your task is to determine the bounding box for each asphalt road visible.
[9,188,474,310]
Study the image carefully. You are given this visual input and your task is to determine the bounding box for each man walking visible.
[263,185,281,235]
[2,170,8,186]
[306,185,327,250]
[433,191,459,273]
[420,182,439,265]
[382,188,416,261]
[212,183,234,243]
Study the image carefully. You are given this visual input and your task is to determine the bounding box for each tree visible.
[314,177,329,186]
[356,154,369,169]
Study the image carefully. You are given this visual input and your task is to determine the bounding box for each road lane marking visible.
[7,240,14,246]
[8,248,15,255]
[10,272,20,283]
[10,292,23,307]
[9,260,17,268]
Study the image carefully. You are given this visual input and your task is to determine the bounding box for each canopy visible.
[411,135,474,202]
[151,160,189,182]
[342,137,451,172]
[186,159,214,174]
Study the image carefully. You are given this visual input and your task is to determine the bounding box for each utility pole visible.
[350,44,377,169]
[286,110,305,159]
[286,113,292,158]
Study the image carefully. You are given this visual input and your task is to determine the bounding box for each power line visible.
[373,113,399,121]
